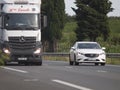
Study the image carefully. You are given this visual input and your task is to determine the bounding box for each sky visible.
[65,0,120,16]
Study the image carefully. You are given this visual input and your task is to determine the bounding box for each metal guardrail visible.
[43,52,120,58]
[107,53,120,58]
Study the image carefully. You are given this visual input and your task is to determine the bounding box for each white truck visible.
[0,0,42,65]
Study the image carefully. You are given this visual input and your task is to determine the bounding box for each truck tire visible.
[36,61,42,66]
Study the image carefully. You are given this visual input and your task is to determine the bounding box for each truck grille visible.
[9,37,36,50]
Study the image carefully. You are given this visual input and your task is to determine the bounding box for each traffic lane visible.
[11,60,120,80]
[1,60,120,90]
[0,66,94,90]
[0,68,75,90]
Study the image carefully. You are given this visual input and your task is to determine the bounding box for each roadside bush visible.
[0,50,4,66]
[0,50,10,66]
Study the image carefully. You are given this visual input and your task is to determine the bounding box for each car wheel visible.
[75,62,79,66]
[95,63,99,66]
[74,54,79,66]
[69,61,74,65]
[69,54,74,65]
[101,63,105,66]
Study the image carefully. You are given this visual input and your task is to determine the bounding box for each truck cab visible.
[0,0,42,65]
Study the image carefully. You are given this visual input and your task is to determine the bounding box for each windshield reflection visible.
[4,14,40,30]
[77,43,101,49]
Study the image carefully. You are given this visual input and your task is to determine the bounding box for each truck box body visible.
[0,0,42,65]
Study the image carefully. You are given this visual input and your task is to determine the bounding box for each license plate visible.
[18,57,27,60]
[86,58,96,61]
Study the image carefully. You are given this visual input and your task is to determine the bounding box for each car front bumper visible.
[76,54,106,63]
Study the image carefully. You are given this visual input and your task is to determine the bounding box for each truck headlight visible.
[3,48,10,55]
[34,48,41,54]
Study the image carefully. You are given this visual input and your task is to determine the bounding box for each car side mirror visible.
[102,47,106,50]
[71,47,75,50]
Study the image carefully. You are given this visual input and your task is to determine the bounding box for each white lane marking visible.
[97,70,107,73]
[24,79,39,82]
[52,79,93,90]
[65,66,73,69]
[1,67,28,73]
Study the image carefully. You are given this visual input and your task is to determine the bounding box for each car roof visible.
[76,41,98,44]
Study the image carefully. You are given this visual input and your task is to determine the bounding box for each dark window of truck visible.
[4,14,40,30]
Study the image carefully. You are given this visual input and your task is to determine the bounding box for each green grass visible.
[58,17,120,53]
[58,22,77,52]
[0,50,10,66]
[107,58,120,65]
[108,17,120,34]
[43,56,120,65]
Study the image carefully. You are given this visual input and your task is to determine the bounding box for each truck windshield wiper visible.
[25,26,38,30]
[5,24,38,30]
[6,25,25,30]
[20,25,38,30]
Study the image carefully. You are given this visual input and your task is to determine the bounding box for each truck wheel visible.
[39,61,42,66]
[24,62,29,66]
[35,61,42,66]
[4,61,8,66]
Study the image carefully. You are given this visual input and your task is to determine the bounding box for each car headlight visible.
[77,52,84,55]
[34,48,41,55]
[3,48,10,55]
[100,52,105,55]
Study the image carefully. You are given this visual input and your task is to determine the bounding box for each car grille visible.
[9,37,36,50]
[85,54,99,58]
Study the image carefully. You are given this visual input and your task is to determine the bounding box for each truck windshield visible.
[4,14,40,30]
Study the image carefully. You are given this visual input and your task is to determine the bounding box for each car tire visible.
[69,61,74,65]
[75,62,79,66]
[95,63,99,66]
[74,54,79,66]
[69,54,74,65]
[101,63,105,66]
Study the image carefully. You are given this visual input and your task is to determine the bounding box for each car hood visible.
[77,49,105,54]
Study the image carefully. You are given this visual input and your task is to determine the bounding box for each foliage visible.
[72,0,113,41]
[0,50,10,66]
[58,16,120,53]
[0,50,4,65]
[65,14,76,23]
[58,22,77,52]
[41,0,65,52]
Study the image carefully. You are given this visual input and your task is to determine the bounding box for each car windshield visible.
[4,14,40,30]
[77,43,101,49]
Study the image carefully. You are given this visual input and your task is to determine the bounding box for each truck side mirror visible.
[43,15,47,28]
[41,15,47,29]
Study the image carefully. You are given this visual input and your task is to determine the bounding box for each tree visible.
[73,0,113,41]
[41,0,65,52]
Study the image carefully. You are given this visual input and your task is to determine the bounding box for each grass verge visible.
[43,56,120,65]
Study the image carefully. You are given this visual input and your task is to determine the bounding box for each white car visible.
[69,41,106,66]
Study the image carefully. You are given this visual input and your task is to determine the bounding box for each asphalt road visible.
[0,60,120,90]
